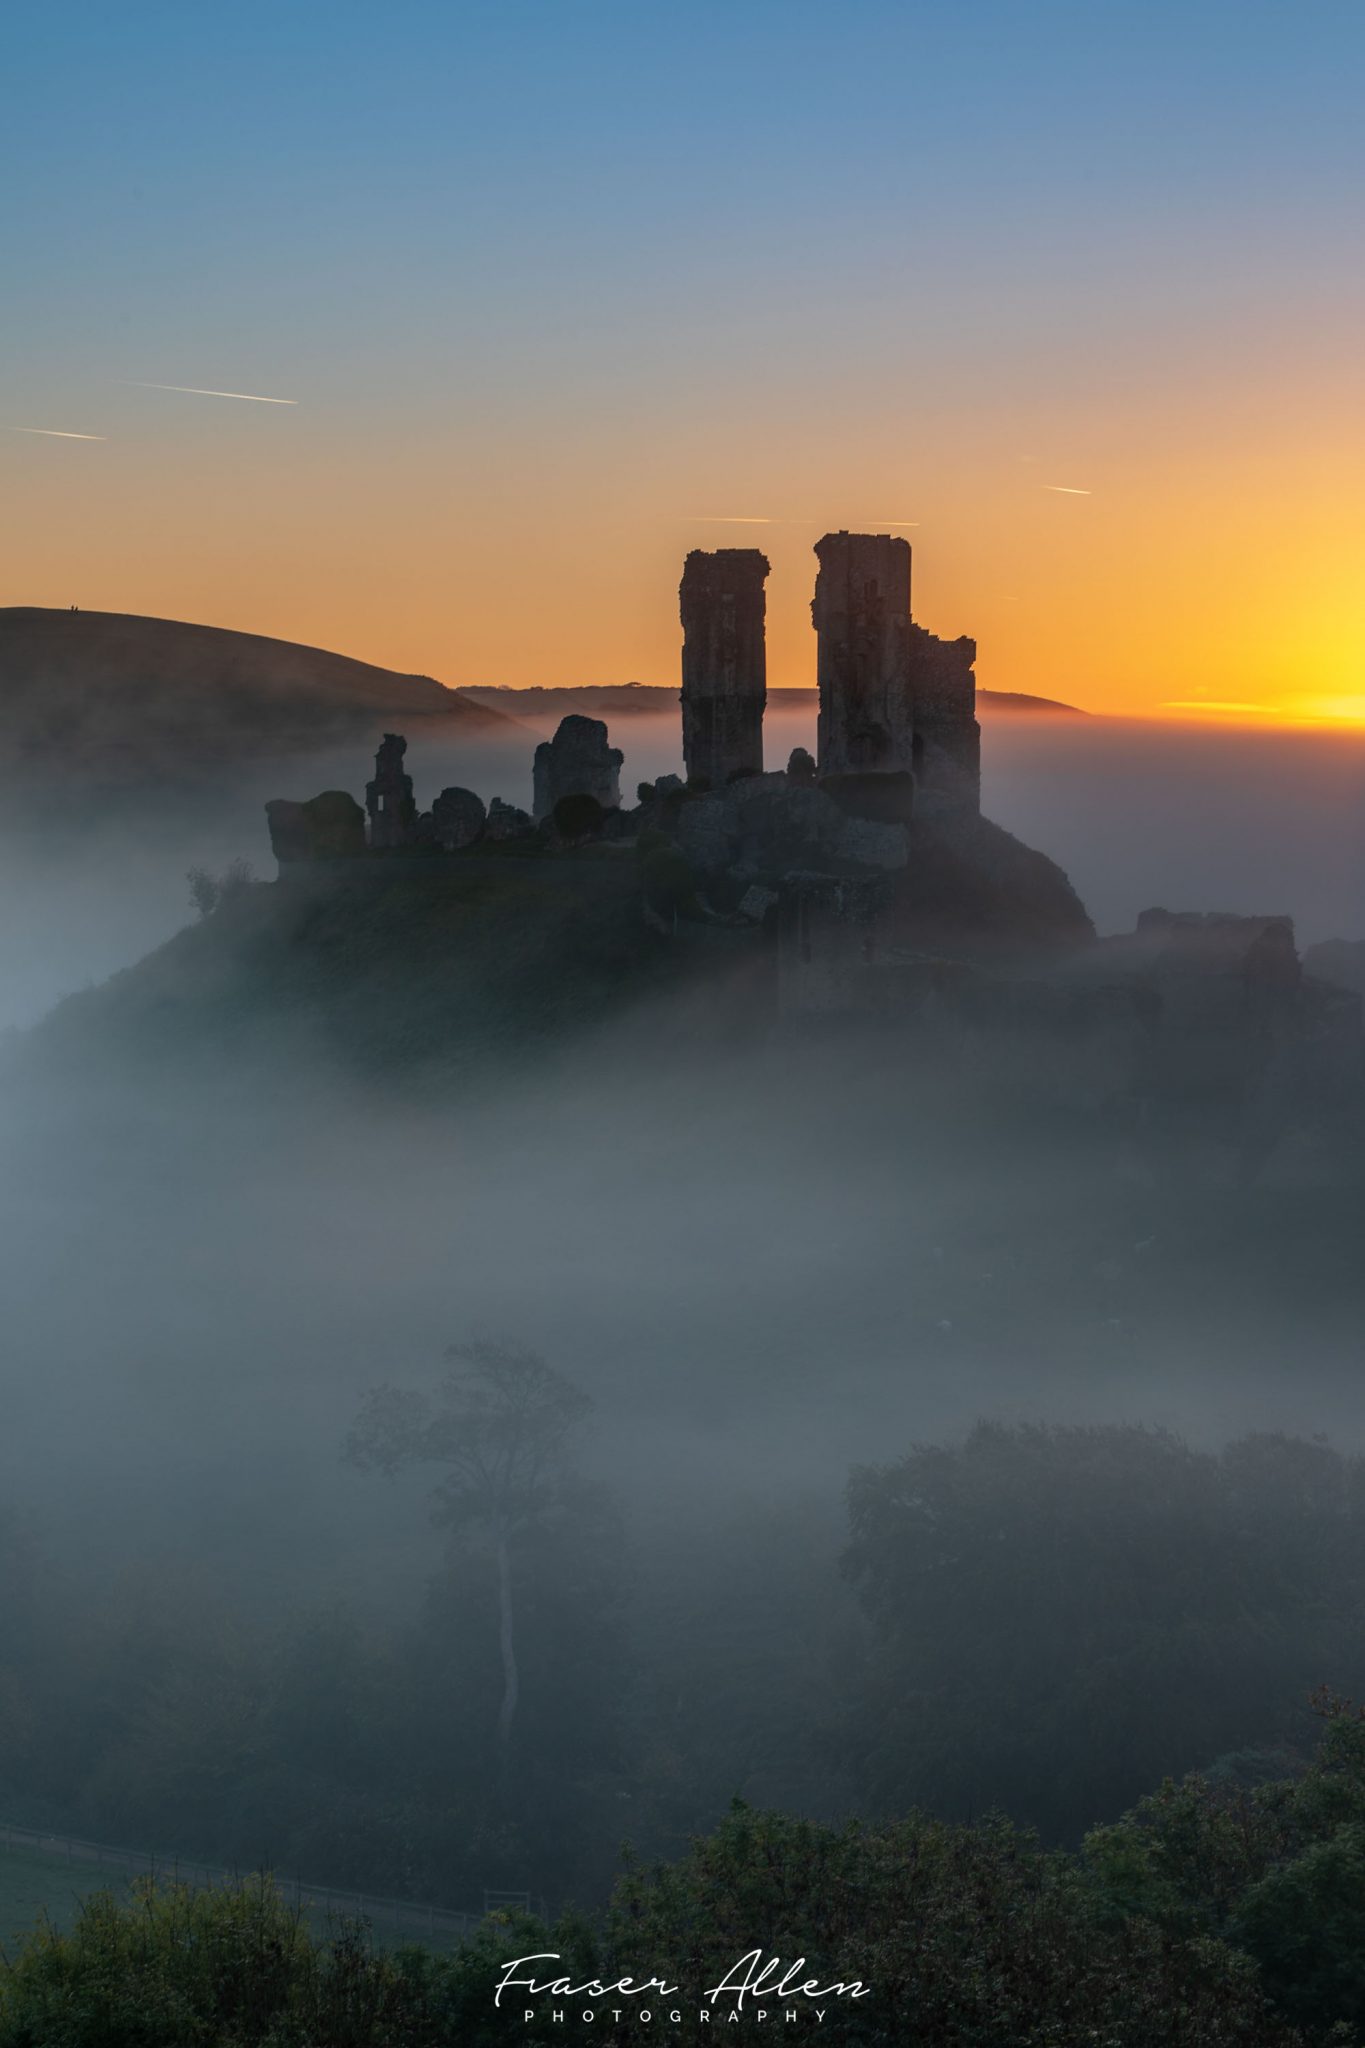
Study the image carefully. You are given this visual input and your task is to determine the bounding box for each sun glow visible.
[1280,695,1365,727]
[1159,692,1365,729]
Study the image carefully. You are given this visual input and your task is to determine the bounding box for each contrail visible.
[1044,485,1090,495]
[6,426,107,440]
[125,382,298,405]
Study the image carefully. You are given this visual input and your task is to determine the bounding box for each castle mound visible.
[22,855,750,1084]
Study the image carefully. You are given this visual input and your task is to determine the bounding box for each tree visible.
[599,1804,1293,2047]
[187,858,256,920]
[187,866,219,919]
[841,1423,1365,1838]
[552,792,604,843]
[345,1339,590,1752]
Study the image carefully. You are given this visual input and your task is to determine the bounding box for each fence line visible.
[0,1818,485,1944]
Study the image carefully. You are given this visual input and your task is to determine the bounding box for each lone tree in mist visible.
[344,1337,590,1752]
[186,858,256,920]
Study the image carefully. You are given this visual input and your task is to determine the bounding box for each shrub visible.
[552,793,605,843]
[187,860,257,921]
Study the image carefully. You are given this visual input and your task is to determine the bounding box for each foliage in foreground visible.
[0,1877,591,2048]
[0,1821,1294,2048]
[16,1700,1365,2044]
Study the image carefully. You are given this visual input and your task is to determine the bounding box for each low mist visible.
[2,700,1364,1916]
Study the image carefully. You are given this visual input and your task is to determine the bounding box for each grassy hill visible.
[23,808,1094,1087]
[0,1840,468,1955]
[25,849,760,1083]
[0,608,510,790]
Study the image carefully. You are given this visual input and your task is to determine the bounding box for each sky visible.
[3,0,1363,717]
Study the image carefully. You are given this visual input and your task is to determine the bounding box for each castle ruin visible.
[679,548,769,789]
[267,531,982,871]
[366,732,417,849]
[812,532,914,779]
[532,713,623,823]
[812,531,979,814]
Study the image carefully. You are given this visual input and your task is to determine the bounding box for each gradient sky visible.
[3,0,1363,716]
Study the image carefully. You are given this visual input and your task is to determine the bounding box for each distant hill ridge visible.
[457,683,1086,717]
[0,607,510,786]
[0,606,1080,799]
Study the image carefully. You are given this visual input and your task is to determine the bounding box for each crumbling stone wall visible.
[265,790,367,864]
[674,773,908,881]
[776,875,891,1017]
[909,623,980,813]
[679,548,769,787]
[532,714,623,822]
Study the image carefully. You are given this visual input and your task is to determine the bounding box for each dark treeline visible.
[4,1414,1365,1916]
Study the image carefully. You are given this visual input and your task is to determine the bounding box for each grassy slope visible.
[0,1844,113,1946]
[0,1844,468,1955]
[0,607,509,784]
[27,850,751,1082]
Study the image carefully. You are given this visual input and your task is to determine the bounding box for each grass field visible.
[0,1841,128,1948]
[0,1842,470,1956]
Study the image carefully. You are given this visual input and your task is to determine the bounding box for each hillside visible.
[0,608,510,789]
[24,853,757,1083]
[24,804,1092,1084]
[457,682,1086,718]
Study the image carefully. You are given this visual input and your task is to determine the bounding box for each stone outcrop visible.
[679,549,769,787]
[366,733,417,848]
[532,714,623,823]
[265,790,367,863]
[430,786,486,850]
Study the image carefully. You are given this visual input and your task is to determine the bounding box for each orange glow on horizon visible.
[2,359,1360,729]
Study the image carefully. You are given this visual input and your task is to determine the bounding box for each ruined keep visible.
[366,732,417,848]
[532,714,623,823]
[679,548,769,788]
[812,532,914,778]
[266,533,983,882]
[811,531,979,814]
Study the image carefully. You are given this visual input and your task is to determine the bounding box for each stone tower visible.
[812,532,980,815]
[365,732,418,848]
[812,533,914,777]
[679,548,770,788]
